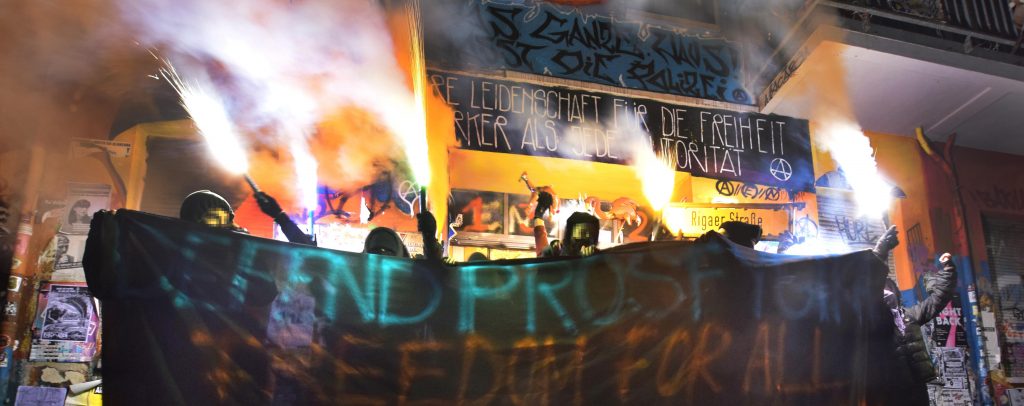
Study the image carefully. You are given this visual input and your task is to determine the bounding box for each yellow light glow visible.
[635,148,675,213]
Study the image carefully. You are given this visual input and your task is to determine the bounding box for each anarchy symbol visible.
[715,180,736,196]
[770,158,792,182]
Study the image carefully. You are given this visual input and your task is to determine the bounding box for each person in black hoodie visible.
[873,225,957,405]
[529,190,600,258]
[253,192,316,246]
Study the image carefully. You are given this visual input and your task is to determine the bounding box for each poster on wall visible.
[429,71,814,191]
[450,190,504,234]
[29,283,99,363]
[507,193,555,237]
[931,296,968,348]
[51,234,88,282]
[59,183,110,235]
[52,234,86,272]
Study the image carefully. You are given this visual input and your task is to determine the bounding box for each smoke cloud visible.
[0,0,445,214]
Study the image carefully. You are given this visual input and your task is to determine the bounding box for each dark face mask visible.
[563,222,598,256]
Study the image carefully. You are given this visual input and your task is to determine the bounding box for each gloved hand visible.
[534,191,554,219]
[873,225,899,261]
[580,245,597,257]
[255,192,284,218]
[417,212,437,239]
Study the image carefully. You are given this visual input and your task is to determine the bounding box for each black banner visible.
[429,71,814,191]
[85,211,900,405]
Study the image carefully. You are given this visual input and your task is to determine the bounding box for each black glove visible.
[534,191,554,219]
[417,212,437,239]
[873,225,899,261]
[255,192,284,218]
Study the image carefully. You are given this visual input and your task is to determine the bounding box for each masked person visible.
[531,190,600,257]
[179,190,248,233]
[176,189,276,400]
[363,227,410,258]
[717,221,762,248]
[253,192,316,246]
[873,225,957,406]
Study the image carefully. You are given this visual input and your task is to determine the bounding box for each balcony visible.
[824,0,1022,51]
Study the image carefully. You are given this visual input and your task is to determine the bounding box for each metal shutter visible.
[816,187,896,280]
[982,215,1024,379]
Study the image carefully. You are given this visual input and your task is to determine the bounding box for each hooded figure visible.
[558,212,601,257]
[179,190,241,230]
[874,226,956,406]
[717,221,762,248]
[363,227,410,258]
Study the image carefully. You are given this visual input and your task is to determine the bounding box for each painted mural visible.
[423,0,752,104]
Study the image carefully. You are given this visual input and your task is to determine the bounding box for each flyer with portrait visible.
[59,183,110,235]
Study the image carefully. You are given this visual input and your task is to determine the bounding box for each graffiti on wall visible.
[316,174,423,223]
[757,44,810,108]
[833,215,877,245]
[906,223,930,277]
[425,1,751,104]
[884,0,947,21]
[971,185,1024,213]
[714,180,791,202]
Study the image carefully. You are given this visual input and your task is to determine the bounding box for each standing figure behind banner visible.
[718,221,762,248]
[531,189,599,257]
[180,190,248,233]
[363,227,410,258]
[176,189,277,401]
[873,225,957,406]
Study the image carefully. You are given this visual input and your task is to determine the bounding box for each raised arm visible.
[907,253,958,324]
[255,192,316,246]
[532,190,554,257]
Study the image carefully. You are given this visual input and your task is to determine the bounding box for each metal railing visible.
[827,0,1021,44]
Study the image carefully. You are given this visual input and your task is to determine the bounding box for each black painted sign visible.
[429,71,814,191]
[85,210,906,405]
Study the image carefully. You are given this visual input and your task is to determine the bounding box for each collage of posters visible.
[29,283,99,363]
[29,182,110,363]
[927,347,972,406]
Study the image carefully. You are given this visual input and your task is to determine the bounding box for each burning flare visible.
[635,149,676,213]
[404,0,432,187]
[161,61,249,175]
[289,139,319,211]
[819,121,893,218]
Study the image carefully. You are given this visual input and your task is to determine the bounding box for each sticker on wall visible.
[71,138,132,159]
[15,386,66,406]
